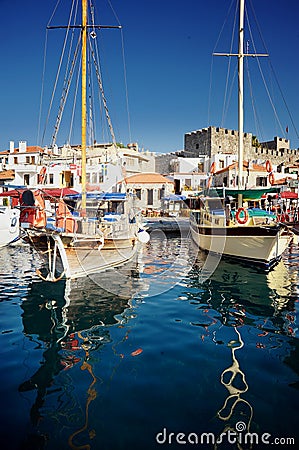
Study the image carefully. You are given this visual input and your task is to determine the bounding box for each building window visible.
[26,156,30,163]
[49,174,54,184]
[14,157,18,164]
[256,176,267,187]
[135,188,141,200]
[24,174,30,185]
[147,189,153,206]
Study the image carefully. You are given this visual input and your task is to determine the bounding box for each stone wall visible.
[184,126,252,158]
[155,153,179,174]
[184,126,299,165]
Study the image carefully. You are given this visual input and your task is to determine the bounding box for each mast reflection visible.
[19,264,145,449]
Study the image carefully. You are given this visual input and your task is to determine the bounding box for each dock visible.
[143,217,190,235]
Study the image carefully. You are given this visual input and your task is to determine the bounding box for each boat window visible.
[109,201,124,214]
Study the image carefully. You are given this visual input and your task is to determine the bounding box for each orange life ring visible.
[269,172,275,185]
[210,162,216,174]
[266,160,273,173]
[236,207,249,225]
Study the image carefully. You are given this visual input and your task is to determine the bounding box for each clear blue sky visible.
[0,0,298,154]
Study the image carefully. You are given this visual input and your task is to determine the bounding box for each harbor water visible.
[0,230,299,449]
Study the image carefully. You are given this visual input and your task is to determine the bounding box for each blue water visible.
[0,234,299,449]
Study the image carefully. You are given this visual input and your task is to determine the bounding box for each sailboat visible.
[190,0,293,267]
[0,198,20,247]
[20,0,149,281]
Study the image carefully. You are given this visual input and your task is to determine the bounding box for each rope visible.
[120,28,132,143]
[41,0,78,146]
[51,35,82,147]
[37,30,48,147]
[247,0,299,143]
[221,1,238,127]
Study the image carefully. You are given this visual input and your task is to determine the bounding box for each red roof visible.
[0,145,44,155]
[216,161,266,174]
[0,170,15,180]
[124,173,173,184]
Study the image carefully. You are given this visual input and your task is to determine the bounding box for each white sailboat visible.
[0,200,20,247]
[21,0,148,281]
[190,0,293,267]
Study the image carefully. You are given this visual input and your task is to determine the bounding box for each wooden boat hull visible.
[25,229,138,280]
[190,213,292,267]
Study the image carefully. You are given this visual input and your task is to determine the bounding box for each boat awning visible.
[0,189,23,197]
[280,191,298,199]
[162,194,187,201]
[42,188,79,198]
[206,187,279,200]
[66,192,127,201]
[0,187,79,199]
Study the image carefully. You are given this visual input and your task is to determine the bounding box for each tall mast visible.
[237,0,244,205]
[81,0,87,215]
[213,0,268,204]
[238,0,245,193]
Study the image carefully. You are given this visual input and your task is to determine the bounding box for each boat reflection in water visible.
[19,262,145,449]
[193,251,292,327]
[187,252,297,444]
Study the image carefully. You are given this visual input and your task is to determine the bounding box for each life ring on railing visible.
[269,172,275,185]
[280,213,289,223]
[236,207,249,225]
[38,166,47,184]
[266,160,273,173]
[210,162,216,174]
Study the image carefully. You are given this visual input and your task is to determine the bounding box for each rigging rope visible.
[247,0,299,143]
[221,1,238,127]
[88,38,117,145]
[120,28,132,144]
[51,36,81,147]
[208,0,235,125]
[41,0,78,146]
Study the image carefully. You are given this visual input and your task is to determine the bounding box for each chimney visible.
[9,141,14,153]
[19,141,27,152]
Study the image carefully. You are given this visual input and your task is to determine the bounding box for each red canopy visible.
[280,191,298,199]
[0,189,21,197]
[0,187,78,199]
